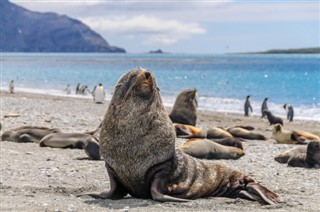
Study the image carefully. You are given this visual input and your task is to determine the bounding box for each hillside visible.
[0,0,125,53]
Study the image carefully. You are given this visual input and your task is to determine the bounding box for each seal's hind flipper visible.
[151,177,190,202]
[245,182,282,205]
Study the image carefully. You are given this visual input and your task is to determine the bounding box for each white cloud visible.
[82,15,206,45]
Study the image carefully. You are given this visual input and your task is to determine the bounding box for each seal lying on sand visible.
[274,145,307,163]
[179,138,244,160]
[263,110,283,126]
[227,126,267,140]
[272,124,320,144]
[213,137,243,149]
[1,126,60,143]
[84,68,281,204]
[169,88,198,126]
[207,127,233,139]
[39,132,101,160]
[173,123,206,138]
[287,141,320,168]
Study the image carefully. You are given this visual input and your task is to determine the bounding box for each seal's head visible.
[112,67,159,104]
[273,124,282,134]
[306,141,320,166]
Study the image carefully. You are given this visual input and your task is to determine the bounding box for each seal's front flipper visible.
[78,169,128,199]
[244,182,282,205]
[151,177,190,202]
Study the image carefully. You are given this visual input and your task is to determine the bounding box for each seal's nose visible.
[145,71,151,79]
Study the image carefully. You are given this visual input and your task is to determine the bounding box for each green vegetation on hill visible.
[243,47,320,54]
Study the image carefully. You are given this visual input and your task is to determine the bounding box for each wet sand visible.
[1,92,319,211]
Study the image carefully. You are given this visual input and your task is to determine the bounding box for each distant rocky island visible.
[148,49,164,54]
[244,47,320,54]
[0,0,125,53]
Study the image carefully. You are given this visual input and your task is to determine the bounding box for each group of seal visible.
[275,141,320,168]
[1,126,101,160]
[83,68,281,205]
[173,123,267,141]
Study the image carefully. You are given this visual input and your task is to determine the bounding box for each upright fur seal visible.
[1,126,60,143]
[244,95,252,117]
[263,110,283,126]
[85,68,281,204]
[169,88,198,126]
[39,132,101,160]
[179,138,244,160]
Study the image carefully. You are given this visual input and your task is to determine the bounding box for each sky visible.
[11,0,320,54]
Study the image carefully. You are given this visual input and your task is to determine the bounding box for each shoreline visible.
[1,91,320,211]
[2,89,319,123]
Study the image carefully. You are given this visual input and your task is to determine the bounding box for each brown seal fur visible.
[84,68,281,205]
[274,145,307,163]
[287,141,320,168]
[169,88,198,126]
[173,123,206,138]
[206,127,233,139]
[212,137,243,150]
[272,124,319,144]
[39,132,101,160]
[1,126,60,143]
[227,126,267,140]
[179,138,244,160]
[263,110,283,126]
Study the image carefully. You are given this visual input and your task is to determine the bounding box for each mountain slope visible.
[0,0,125,52]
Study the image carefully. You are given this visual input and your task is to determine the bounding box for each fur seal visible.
[173,123,206,138]
[1,126,60,143]
[283,104,294,122]
[227,126,267,140]
[263,110,283,126]
[39,132,101,160]
[83,68,281,205]
[274,145,307,164]
[287,141,320,168]
[169,88,198,126]
[212,137,243,149]
[272,124,319,144]
[179,138,244,160]
[206,127,233,139]
[261,98,268,118]
[244,95,252,117]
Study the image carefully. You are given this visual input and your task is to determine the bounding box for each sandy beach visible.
[1,92,320,211]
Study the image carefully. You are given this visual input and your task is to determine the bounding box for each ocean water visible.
[1,53,319,121]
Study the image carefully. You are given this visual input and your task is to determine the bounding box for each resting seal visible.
[39,132,101,160]
[179,138,244,160]
[274,145,307,163]
[272,124,319,144]
[173,123,206,138]
[227,126,267,140]
[263,110,283,126]
[206,127,233,139]
[287,141,320,168]
[1,126,60,143]
[169,88,198,126]
[83,67,281,204]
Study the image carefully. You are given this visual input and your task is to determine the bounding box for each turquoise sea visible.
[1,53,319,121]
